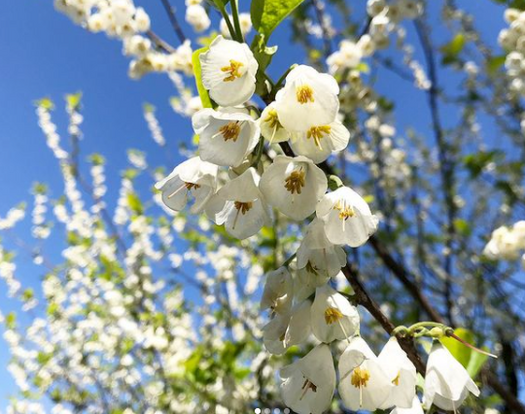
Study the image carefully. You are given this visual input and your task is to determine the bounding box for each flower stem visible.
[218,6,237,42]
[447,332,498,359]
[282,252,297,268]
[229,0,244,43]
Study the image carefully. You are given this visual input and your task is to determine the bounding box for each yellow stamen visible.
[307,125,331,148]
[284,170,306,195]
[264,109,282,129]
[351,367,371,388]
[219,122,241,142]
[296,85,315,104]
[324,307,344,325]
[392,371,401,386]
[334,200,355,221]
[221,60,244,82]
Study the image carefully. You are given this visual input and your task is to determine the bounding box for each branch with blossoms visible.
[3,0,525,413]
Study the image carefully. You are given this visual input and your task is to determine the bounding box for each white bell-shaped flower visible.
[205,168,271,239]
[296,219,347,284]
[290,120,350,164]
[339,336,392,411]
[263,300,311,355]
[294,266,331,302]
[275,65,340,133]
[155,156,218,214]
[261,267,294,316]
[390,396,424,414]
[281,344,336,414]
[200,35,258,107]
[424,341,480,411]
[260,155,328,220]
[192,108,260,167]
[316,186,378,247]
[378,337,417,409]
[311,285,359,343]
[259,103,290,144]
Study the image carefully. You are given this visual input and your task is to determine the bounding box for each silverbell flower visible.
[192,107,260,168]
[310,284,359,343]
[280,344,336,414]
[259,155,328,220]
[155,156,218,214]
[205,168,271,240]
[424,341,480,411]
[200,35,258,107]
[316,186,378,247]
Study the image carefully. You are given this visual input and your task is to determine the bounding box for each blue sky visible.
[0,0,512,409]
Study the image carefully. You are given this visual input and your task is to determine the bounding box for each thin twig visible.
[158,0,187,44]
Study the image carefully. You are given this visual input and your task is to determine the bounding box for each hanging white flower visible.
[390,396,425,414]
[377,337,417,409]
[261,267,294,316]
[155,156,218,214]
[259,103,290,144]
[316,186,378,247]
[205,168,271,239]
[296,219,347,281]
[200,35,258,107]
[339,336,392,411]
[192,108,260,167]
[310,285,359,343]
[424,341,480,411]
[260,155,327,220]
[281,344,336,414]
[263,300,311,355]
[290,119,350,164]
[275,65,340,133]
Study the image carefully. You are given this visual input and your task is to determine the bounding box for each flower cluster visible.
[500,8,525,95]
[483,221,525,266]
[54,0,196,79]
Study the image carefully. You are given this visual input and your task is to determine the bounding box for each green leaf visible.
[487,55,506,76]
[192,47,214,109]
[441,328,474,368]
[205,0,230,9]
[5,312,16,329]
[463,150,503,179]
[453,218,471,237]
[251,0,306,39]
[127,192,144,215]
[251,34,278,96]
[143,102,155,113]
[467,349,489,378]
[34,97,54,110]
[65,92,82,110]
[441,33,466,65]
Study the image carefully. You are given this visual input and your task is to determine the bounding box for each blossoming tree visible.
[2,0,525,413]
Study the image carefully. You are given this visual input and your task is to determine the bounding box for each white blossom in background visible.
[483,221,525,261]
[220,13,253,38]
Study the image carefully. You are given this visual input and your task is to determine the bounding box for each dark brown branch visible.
[158,0,187,44]
[341,263,426,374]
